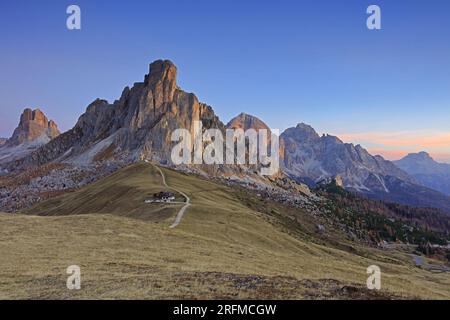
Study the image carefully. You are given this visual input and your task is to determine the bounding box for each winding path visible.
[150,163,191,228]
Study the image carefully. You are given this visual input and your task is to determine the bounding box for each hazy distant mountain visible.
[394,152,450,196]
[280,124,450,213]
[0,108,60,167]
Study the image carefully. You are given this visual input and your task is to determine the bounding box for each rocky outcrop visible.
[6,108,60,147]
[0,109,60,168]
[0,138,6,146]
[394,152,450,196]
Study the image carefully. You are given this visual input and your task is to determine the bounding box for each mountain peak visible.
[394,151,450,195]
[296,122,316,131]
[402,151,434,162]
[145,59,177,87]
[292,123,320,139]
[6,108,60,146]
[226,113,270,132]
[86,98,109,113]
[417,151,432,158]
[20,108,45,124]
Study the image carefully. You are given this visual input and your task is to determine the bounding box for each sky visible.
[0,0,449,162]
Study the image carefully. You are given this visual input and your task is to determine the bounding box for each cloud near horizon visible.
[335,131,450,163]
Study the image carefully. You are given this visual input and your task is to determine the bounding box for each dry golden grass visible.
[1,163,449,299]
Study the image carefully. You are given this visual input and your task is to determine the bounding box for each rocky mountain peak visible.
[404,151,434,162]
[226,113,271,132]
[296,123,319,136]
[20,108,44,125]
[6,108,60,146]
[283,123,320,142]
[394,151,450,196]
[395,152,450,174]
[146,59,177,81]
[48,120,58,130]
[86,99,109,113]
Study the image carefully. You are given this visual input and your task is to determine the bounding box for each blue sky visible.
[1,0,449,161]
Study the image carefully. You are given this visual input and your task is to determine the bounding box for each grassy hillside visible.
[1,162,449,299]
[21,164,182,222]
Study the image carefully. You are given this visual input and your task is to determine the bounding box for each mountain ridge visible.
[6,60,224,172]
[279,123,450,213]
[2,60,450,213]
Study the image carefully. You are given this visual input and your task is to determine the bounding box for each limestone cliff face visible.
[13,60,224,169]
[6,108,60,146]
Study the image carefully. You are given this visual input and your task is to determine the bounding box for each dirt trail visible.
[150,163,191,228]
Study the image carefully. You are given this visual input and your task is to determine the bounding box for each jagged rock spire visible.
[6,108,60,146]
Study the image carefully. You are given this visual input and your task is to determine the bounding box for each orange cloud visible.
[337,131,450,149]
[333,130,450,163]
[367,149,410,160]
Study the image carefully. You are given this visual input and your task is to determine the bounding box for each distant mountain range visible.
[280,123,413,188]
[394,152,450,196]
[279,123,450,213]
[1,59,449,213]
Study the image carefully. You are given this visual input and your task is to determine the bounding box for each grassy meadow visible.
[0,163,449,299]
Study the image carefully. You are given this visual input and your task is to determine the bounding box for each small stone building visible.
[153,192,175,202]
